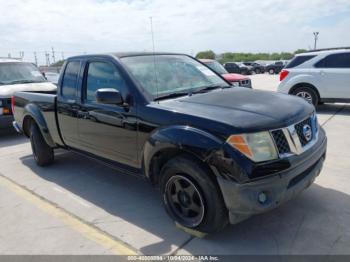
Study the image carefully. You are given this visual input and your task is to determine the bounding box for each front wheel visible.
[30,122,54,166]
[292,87,319,106]
[268,68,275,74]
[160,155,228,234]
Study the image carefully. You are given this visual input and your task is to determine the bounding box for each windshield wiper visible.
[192,84,229,94]
[154,91,190,101]
[7,80,42,85]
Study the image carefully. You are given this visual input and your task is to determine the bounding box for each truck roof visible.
[68,52,187,60]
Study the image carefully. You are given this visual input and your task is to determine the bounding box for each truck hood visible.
[156,87,314,132]
[0,82,56,98]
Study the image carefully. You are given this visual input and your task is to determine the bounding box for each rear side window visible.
[62,61,80,98]
[285,55,316,68]
[315,53,350,68]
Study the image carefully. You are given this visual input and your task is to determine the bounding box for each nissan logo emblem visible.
[303,124,312,142]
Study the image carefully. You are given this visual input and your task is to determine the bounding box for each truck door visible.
[77,59,138,168]
[56,60,82,148]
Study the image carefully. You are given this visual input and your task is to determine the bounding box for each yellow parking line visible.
[0,174,138,255]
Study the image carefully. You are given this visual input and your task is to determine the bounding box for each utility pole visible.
[34,52,38,66]
[51,47,56,63]
[313,32,319,50]
[45,52,51,66]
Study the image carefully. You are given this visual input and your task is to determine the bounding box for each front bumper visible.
[0,115,14,129]
[217,131,327,224]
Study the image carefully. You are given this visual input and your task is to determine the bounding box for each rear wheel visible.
[30,122,54,166]
[292,86,319,106]
[160,155,228,233]
[268,68,275,74]
[255,68,261,74]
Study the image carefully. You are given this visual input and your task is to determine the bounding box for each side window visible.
[316,53,350,68]
[326,53,350,68]
[85,62,126,102]
[314,58,326,68]
[62,61,80,98]
[285,55,316,69]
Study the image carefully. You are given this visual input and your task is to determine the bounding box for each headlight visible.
[226,132,278,162]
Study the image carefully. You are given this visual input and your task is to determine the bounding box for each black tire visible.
[268,68,275,74]
[291,86,319,106]
[255,68,261,74]
[160,155,228,234]
[30,122,54,166]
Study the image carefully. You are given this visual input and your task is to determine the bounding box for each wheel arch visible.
[289,82,321,101]
[22,104,56,147]
[142,125,224,186]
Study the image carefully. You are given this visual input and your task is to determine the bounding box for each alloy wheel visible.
[296,91,313,104]
[165,175,205,227]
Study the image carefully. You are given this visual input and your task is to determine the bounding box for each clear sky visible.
[1,0,350,64]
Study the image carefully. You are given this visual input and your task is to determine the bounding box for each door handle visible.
[78,111,90,119]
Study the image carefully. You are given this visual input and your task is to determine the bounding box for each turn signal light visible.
[3,108,10,115]
[226,135,253,158]
[280,70,289,81]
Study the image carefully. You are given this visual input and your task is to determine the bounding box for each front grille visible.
[295,117,313,146]
[271,130,290,154]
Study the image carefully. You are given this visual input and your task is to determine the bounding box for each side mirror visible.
[96,88,123,105]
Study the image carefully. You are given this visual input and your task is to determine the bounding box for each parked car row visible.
[223,60,288,75]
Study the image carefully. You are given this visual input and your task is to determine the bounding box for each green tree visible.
[195,50,216,59]
[294,49,308,54]
[51,60,65,67]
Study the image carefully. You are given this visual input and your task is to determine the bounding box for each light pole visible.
[313,32,319,50]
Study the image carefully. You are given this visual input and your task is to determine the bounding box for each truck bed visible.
[13,91,62,147]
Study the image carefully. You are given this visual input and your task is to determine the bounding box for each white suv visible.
[278,49,350,106]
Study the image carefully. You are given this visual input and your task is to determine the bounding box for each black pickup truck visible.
[13,53,327,233]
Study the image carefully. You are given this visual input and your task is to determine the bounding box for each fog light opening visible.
[258,192,268,204]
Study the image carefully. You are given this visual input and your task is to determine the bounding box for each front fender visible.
[143,125,224,178]
[23,103,56,147]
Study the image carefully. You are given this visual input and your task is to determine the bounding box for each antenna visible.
[51,47,56,63]
[150,16,159,102]
[34,52,38,65]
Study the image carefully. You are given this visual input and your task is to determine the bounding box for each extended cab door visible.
[315,52,350,99]
[77,59,138,167]
[56,60,82,148]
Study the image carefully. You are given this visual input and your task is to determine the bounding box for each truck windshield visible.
[205,61,228,75]
[121,55,229,100]
[0,63,47,85]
